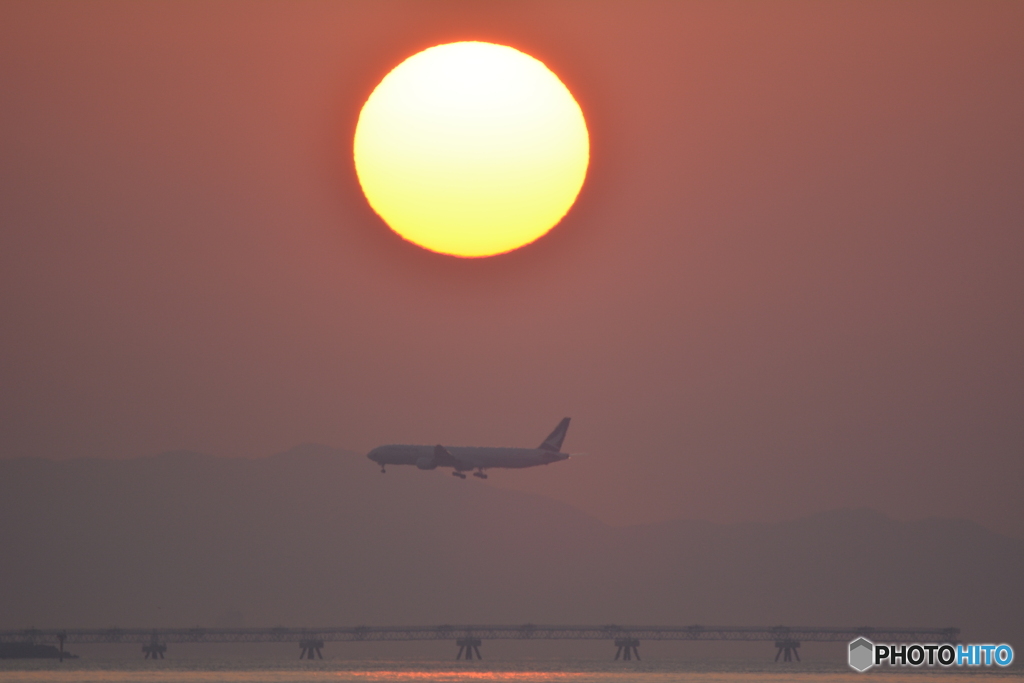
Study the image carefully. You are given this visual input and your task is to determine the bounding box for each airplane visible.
[367,418,572,479]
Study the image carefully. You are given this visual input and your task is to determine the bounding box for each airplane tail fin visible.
[539,418,571,452]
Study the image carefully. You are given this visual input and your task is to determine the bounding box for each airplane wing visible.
[433,444,470,470]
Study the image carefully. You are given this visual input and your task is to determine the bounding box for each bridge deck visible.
[0,625,960,645]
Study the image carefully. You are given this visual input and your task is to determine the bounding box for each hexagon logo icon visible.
[849,637,875,672]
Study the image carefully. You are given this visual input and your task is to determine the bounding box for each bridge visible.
[0,624,960,662]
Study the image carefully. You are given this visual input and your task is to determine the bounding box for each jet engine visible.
[415,455,437,470]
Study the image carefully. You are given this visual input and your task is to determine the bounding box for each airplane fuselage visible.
[367,418,573,478]
[367,445,568,471]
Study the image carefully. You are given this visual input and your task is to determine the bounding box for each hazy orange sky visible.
[1,1,1021,537]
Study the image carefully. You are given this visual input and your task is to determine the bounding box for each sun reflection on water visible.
[349,672,585,682]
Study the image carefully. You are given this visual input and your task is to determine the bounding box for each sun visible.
[353,42,590,258]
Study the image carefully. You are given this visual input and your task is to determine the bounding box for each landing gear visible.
[473,471,488,479]
[452,471,467,479]
[380,465,386,473]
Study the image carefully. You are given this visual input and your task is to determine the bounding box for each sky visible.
[1,1,1022,537]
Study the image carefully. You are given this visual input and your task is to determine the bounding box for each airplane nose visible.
[367,449,378,461]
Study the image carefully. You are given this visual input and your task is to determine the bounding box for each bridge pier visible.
[299,639,324,659]
[775,639,800,662]
[456,638,482,660]
[0,624,960,660]
[614,638,640,661]
[142,642,166,659]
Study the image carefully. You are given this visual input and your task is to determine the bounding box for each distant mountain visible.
[1,446,1020,645]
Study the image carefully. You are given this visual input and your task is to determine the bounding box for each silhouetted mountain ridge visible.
[1,446,1019,644]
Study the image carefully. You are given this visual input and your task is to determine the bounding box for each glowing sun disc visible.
[354,42,590,258]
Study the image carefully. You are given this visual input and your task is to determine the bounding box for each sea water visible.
[1,658,1021,683]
